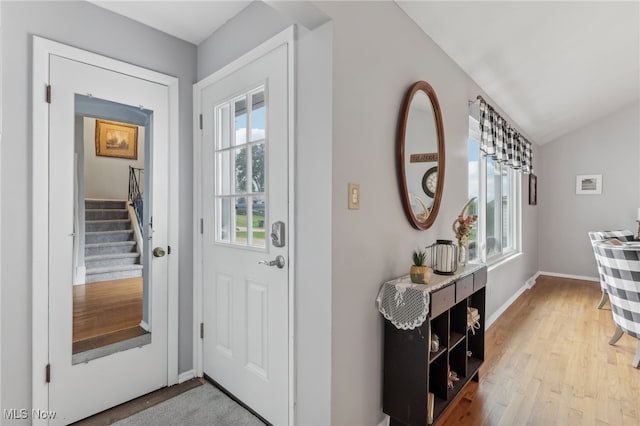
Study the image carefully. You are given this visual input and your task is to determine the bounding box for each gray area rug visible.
[113,383,265,426]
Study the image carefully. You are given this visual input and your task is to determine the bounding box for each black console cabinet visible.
[383,266,487,425]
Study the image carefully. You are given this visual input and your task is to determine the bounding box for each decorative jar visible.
[429,240,458,275]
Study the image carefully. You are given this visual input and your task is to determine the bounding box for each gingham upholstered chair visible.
[588,230,635,309]
[593,240,640,368]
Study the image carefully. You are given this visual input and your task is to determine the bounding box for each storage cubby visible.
[428,353,448,401]
[429,311,448,363]
[467,286,486,380]
[449,300,467,350]
[448,340,467,380]
[383,266,487,426]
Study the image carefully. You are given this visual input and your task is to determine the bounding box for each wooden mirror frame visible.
[397,81,445,230]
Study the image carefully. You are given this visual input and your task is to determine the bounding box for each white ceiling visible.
[397,1,640,144]
[88,1,640,145]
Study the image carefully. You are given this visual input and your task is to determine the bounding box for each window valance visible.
[477,96,533,174]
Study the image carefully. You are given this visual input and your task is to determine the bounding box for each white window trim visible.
[469,117,522,267]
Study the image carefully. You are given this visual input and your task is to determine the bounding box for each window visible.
[214,86,267,249]
[468,117,520,263]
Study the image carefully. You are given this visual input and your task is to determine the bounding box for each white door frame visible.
[32,36,180,419]
[192,26,296,423]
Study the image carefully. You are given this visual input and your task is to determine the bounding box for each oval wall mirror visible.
[397,81,445,230]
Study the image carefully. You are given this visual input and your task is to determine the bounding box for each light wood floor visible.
[438,275,640,426]
[73,277,144,354]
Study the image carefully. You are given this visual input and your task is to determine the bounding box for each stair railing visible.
[128,166,144,230]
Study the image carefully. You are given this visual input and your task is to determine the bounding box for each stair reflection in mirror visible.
[84,199,142,283]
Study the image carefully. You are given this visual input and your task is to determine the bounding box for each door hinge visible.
[199,114,203,130]
[200,218,204,234]
[168,245,172,255]
[45,364,51,383]
[200,323,204,339]
[46,85,52,104]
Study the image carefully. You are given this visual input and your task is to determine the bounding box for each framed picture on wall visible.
[576,174,602,195]
[95,119,138,160]
[529,174,537,205]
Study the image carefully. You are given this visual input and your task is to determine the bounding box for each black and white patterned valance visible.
[478,96,533,174]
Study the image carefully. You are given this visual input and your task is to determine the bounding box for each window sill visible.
[487,251,522,272]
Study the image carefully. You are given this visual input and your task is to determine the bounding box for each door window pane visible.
[250,91,265,142]
[216,197,231,243]
[252,143,265,193]
[235,196,248,244]
[251,196,266,248]
[234,98,247,146]
[216,151,231,195]
[234,147,248,193]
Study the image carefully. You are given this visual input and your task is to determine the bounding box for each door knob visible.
[258,255,285,269]
[153,247,166,258]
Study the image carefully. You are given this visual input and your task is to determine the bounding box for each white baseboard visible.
[485,281,529,330]
[537,271,598,282]
[525,271,540,289]
[139,320,150,332]
[377,416,390,426]
[485,270,598,330]
[486,270,540,329]
[73,266,86,286]
[178,369,196,383]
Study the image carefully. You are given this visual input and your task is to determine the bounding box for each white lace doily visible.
[376,279,430,330]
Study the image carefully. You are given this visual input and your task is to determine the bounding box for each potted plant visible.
[410,250,432,284]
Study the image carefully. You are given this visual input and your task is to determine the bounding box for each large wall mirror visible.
[397,81,445,230]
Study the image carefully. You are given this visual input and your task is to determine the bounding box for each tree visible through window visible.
[235,144,265,193]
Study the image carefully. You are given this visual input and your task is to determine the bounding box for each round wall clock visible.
[422,167,438,198]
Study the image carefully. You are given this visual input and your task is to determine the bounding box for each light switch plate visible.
[348,183,360,210]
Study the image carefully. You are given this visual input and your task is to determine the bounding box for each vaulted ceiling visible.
[89,1,640,145]
[396,1,640,144]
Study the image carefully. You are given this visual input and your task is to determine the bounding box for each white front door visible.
[200,43,290,425]
[47,54,170,424]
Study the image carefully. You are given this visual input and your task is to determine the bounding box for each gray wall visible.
[197,2,333,424]
[314,2,539,424]
[539,101,640,278]
[197,1,291,80]
[1,0,196,416]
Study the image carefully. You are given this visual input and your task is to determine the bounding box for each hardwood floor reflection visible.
[73,277,144,354]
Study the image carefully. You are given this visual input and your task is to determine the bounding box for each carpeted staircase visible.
[85,199,142,283]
